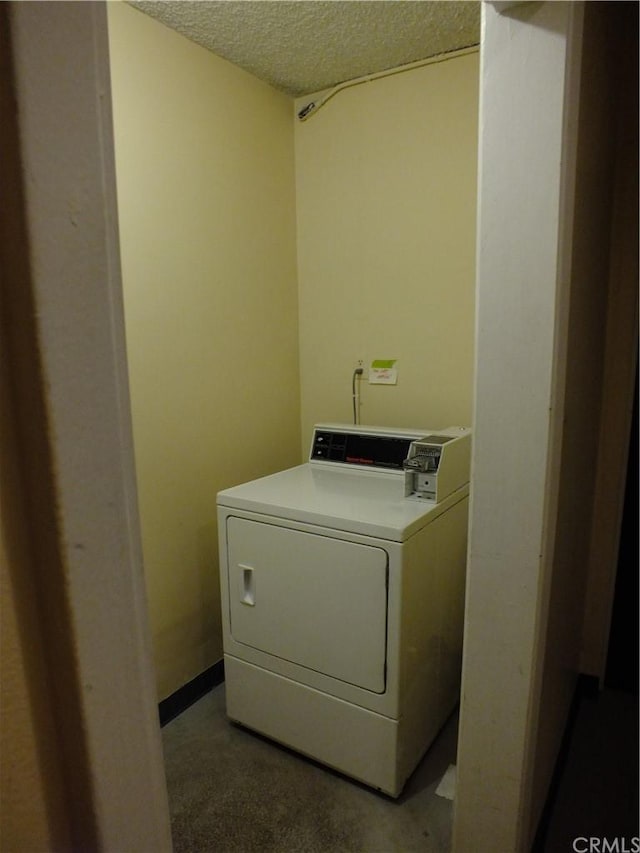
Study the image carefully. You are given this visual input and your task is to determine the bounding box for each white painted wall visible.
[454,3,584,851]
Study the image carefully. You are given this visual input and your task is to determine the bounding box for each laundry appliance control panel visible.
[403,432,471,502]
[309,423,471,503]
[310,427,420,470]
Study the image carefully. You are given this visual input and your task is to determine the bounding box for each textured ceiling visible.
[130,1,481,97]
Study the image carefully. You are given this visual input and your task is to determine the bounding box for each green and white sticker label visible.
[369,359,398,385]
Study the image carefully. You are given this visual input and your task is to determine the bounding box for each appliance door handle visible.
[239,564,255,606]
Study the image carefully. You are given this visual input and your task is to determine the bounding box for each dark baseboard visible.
[531,673,599,852]
[158,659,225,727]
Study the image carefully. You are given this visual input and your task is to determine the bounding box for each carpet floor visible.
[162,684,457,853]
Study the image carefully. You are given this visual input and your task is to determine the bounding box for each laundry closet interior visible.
[3,1,635,850]
[106,1,478,713]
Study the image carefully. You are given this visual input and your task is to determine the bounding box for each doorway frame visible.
[3,1,635,849]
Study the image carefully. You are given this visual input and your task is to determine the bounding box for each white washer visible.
[217,423,470,797]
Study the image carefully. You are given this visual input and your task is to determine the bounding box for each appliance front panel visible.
[226,517,389,693]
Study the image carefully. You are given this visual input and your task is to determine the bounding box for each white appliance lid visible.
[217,463,465,542]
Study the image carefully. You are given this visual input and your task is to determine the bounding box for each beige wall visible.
[295,52,479,445]
[1,12,66,843]
[108,3,300,699]
[4,3,171,846]
[1,342,71,853]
